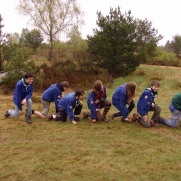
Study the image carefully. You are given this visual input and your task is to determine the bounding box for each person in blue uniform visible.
[47,89,85,125]
[33,81,69,119]
[3,72,34,124]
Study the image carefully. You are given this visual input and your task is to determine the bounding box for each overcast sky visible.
[1,0,181,46]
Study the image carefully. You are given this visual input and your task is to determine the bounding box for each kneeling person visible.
[47,89,85,125]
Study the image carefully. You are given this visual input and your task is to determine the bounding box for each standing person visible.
[109,81,137,123]
[85,80,111,123]
[136,80,161,127]
[47,89,85,125]
[3,72,34,124]
[158,92,181,127]
[32,81,69,119]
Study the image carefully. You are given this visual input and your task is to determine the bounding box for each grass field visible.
[1,64,181,181]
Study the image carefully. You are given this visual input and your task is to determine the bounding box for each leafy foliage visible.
[2,44,35,85]
[86,6,163,77]
[170,34,181,57]
[19,28,43,53]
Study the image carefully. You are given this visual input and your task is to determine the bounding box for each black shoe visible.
[74,116,80,121]
[26,117,32,124]
[47,114,53,121]
[4,111,10,118]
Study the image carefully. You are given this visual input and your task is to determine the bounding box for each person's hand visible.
[72,120,77,125]
[95,99,100,104]
[92,119,97,123]
[21,99,26,105]
[19,110,23,115]
[151,103,155,107]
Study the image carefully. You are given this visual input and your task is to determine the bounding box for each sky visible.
[0,0,181,46]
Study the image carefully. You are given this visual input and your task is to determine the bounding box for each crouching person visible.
[3,72,34,124]
[47,89,85,125]
[137,80,161,128]
[158,92,181,127]
[86,80,111,123]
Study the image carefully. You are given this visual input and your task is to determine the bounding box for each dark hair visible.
[61,81,70,88]
[151,80,160,87]
[75,89,85,96]
[24,72,34,79]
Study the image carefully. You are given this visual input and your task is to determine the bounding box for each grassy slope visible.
[1,64,181,181]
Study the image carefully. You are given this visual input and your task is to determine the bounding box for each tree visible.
[170,34,181,57]
[86,7,142,77]
[87,7,163,77]
[2,44,35,85]
[67,25,82,47]
[6,32,20,45]
[20,29,43,53]
[136,19,163,62]
[17,0,84,61]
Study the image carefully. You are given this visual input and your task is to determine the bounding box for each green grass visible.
[1,64,181,181]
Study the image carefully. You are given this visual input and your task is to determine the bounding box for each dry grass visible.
[1,64,181,181]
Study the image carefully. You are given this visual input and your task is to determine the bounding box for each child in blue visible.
[47,89,85,125]
[109,81,137,123]
[33,81,69,119]
[86,80,111,123]
[3,72,34,124]
[137,80,161,127]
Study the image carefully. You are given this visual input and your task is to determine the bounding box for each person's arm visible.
[66,99,77,124]
[138,91,152,115]
[89,92,97,120]
[54,90,61,114]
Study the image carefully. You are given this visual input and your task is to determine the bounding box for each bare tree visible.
[17,0,84,61]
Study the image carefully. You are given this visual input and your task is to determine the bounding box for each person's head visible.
[92,80,103,95]
[75,89,85,100]
[150,80,160,93]
[61,81,70,91]
[24,72,34,84]
[126,81,137,104]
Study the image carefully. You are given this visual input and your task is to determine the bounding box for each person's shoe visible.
[109,115,114,121]
[83,111,90,119]
[121,117,131,123]
[74,116,80,122]
[102,116,108,122]
[26,116,32,124]
[131,113,139,123]
[47,114,53,121]
[3,111,10,118]
[150,120,160,127]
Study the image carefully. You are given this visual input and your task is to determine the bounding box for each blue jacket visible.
[42,84,64,113]
[58,92,77,121]
[13,78,34,110]
[87,86,107,119]
[112,84,129,118]
[137,88,156,116]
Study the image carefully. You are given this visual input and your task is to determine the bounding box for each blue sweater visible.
[42,84,64,113]
[137,88,156,116]
[13,78,34,110]
[87,86,107,119]
[58,92,77,121]
[112,84,129,118]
